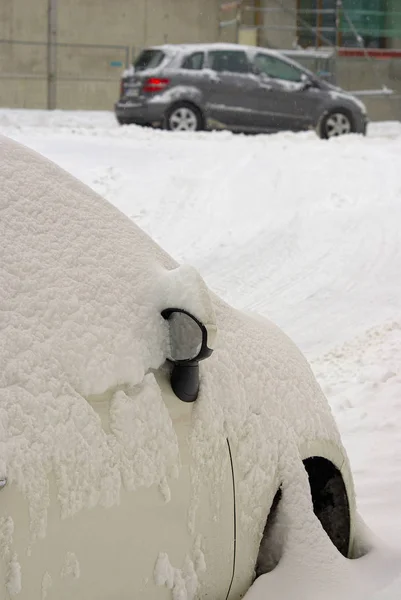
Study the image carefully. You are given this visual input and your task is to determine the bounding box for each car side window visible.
[181,52,204,70]
[254,53,303,82]
[208,50,250,74]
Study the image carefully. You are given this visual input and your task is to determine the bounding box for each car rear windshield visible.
[133,49,165,72]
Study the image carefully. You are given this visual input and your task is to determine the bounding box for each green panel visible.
[298,0,401,47]
[298,0,318,48]
[385,0,401,41]
[341,0,386,45]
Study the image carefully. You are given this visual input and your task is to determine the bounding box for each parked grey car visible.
[115,43,368,139]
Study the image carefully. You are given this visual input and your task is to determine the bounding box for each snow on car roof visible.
[149,42,282,57]
[145,42,312,72]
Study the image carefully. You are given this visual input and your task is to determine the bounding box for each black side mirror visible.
[162,308,216,403]
[300,74,314,90]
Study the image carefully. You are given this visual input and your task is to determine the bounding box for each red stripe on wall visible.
[338,48,401,59]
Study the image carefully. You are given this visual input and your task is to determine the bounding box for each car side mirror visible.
[162,308,216,402]
[300,74,314,90]
[252,64,263,77]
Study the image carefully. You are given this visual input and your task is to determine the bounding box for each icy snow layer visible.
[1,111,401,598]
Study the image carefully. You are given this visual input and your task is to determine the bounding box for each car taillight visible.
[142,78,170,93]
[120,79,125,97]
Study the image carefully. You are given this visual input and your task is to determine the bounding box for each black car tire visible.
[165,102,203,132]
[116,117,154,128]
[116,116,130,126]
[318,109,355,140]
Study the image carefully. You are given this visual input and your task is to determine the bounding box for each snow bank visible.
[313,321,401,545]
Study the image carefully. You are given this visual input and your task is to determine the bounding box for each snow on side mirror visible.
[300,73,314,90]
[162,308,216,402]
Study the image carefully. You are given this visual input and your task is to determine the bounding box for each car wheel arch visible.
[164,100,205,131]
[317,105,356,139]
[299,438,357,553]
[254,439,357,579]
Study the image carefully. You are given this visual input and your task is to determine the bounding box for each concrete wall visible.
[259,0,298,50]
[336,57,401,121]
[0,0,48,108]
[336,56,401,95]
[0,0,225,110]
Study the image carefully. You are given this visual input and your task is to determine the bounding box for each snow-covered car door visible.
[0,371,235,600]
[205,49,260,129]
[252,52,322,132]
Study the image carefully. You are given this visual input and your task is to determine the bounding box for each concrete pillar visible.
[259,0,298,49]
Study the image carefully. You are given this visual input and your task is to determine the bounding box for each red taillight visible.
[142,77,170,93]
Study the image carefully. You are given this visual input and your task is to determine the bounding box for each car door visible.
[251,52,325,132]
[204,49,261,130]
[174,50,210,97]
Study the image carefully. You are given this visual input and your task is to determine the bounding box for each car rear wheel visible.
[319,110,354,139]
[165,103,203,132]
[116,116,130,126]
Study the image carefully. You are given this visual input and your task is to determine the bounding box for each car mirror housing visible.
[162,308,216,402]
[252,65,262,76]
[300,73,316,90]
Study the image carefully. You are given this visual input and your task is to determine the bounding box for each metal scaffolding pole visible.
[47,0,57,110]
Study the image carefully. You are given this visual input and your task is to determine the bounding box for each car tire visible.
[318,109,355,140]
[116,116,130,126]
[165,102,203,132]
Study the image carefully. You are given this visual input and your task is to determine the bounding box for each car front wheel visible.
[319,110,355,139]
[165,103,203,132]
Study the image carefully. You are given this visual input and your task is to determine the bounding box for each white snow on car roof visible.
[149,42,281,56]
[146,42,311,72]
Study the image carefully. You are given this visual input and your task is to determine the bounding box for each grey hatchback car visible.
[115,43,368,139]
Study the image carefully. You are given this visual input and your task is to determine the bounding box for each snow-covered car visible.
[0,135,362,600]
[115,43,368,139]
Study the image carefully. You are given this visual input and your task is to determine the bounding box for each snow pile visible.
[313,321,401,545]
[0,109,117,133]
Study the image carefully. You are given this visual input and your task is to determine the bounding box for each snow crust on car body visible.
[0,135,356,599]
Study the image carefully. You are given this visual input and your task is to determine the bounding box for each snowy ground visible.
[1,109,401,596]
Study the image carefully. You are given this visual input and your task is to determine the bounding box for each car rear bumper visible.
[114,100,166,125]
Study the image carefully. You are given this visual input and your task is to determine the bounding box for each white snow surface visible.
[0,134,221,545]
[1,110,401,599]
